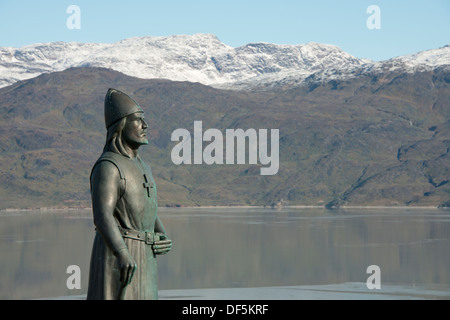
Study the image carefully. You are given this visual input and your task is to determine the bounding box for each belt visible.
[118,226,158,245]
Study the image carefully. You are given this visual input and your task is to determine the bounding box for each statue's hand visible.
[115,248,137,286]
[153,234,172,255]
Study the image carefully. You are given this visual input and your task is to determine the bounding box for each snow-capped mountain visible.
[0,34,448,90]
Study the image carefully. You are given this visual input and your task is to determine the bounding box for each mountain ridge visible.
[0,66,448,209]
[1,33,448,90]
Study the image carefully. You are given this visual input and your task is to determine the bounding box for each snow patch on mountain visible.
[0,34,448,90]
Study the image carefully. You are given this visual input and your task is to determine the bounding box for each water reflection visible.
[1,207,449,299]
[159,208,450,292]
[0,210,94,299]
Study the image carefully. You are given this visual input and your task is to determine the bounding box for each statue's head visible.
[103,88,148,157]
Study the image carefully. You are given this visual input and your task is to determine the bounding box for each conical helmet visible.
[104,88,144,129]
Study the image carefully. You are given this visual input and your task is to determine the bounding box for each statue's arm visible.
[90,161,127,255]
[91,161,137,286]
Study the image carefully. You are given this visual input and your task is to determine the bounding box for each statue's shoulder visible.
[91,152,127,180]
[90,152,127,196]
[98,151,126,162]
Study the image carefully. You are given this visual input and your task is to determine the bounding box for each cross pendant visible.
[143,174,152,197]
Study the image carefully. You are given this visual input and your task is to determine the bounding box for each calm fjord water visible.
[1,207,449,299]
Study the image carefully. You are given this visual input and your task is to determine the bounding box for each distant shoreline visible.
[0,204,445,213]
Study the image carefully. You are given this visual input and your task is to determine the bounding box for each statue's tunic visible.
[87,151,158,300]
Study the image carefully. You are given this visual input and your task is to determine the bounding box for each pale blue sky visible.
[0,0,448,61]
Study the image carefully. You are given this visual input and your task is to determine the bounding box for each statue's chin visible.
[123,136,149,149]
[137,137,149,145]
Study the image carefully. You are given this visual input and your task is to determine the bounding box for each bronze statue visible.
[87,88,172,300]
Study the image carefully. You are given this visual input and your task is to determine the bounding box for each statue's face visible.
[122,112,149,148]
